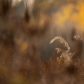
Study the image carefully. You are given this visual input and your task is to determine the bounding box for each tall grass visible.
[0,0,84,84]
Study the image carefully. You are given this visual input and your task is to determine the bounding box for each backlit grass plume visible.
[50,36,74,65]
[74,35,84,42]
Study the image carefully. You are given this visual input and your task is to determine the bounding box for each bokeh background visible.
[0,0,84,84]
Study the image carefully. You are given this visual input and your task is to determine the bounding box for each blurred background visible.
[0,0,84,84]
